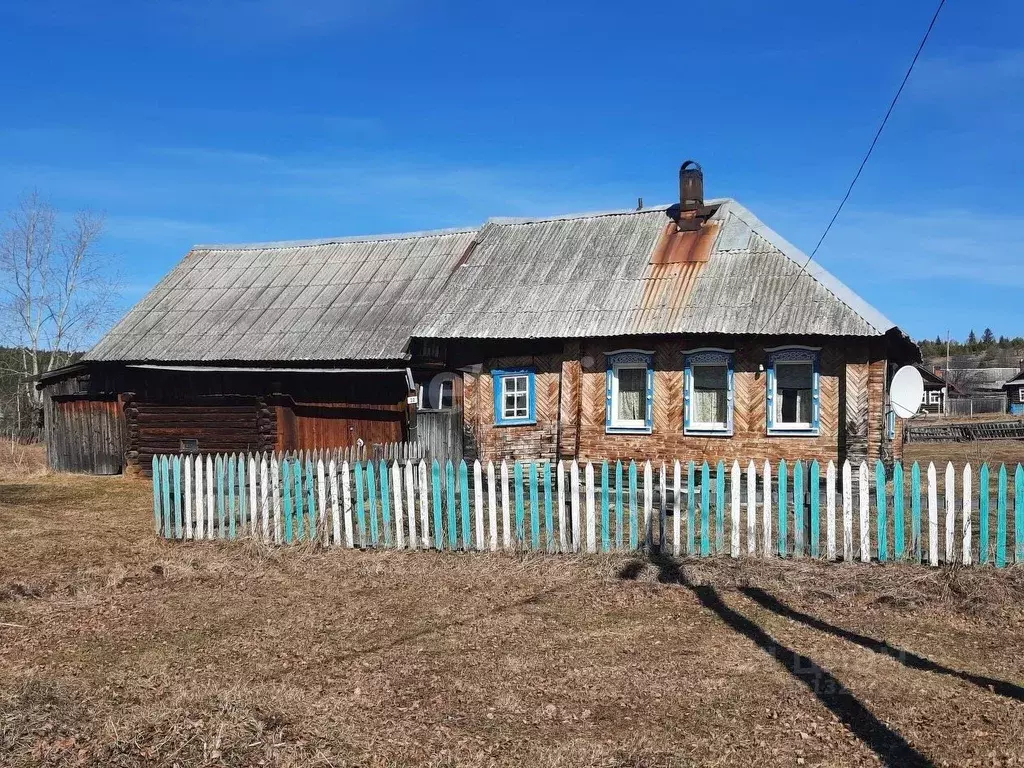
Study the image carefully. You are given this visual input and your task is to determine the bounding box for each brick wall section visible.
[466,336,892,466]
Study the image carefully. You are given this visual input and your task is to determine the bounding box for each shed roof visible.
[85,228,478,362]
[414,200,897,341]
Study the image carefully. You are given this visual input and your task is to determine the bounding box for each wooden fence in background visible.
[151,452,1024,567]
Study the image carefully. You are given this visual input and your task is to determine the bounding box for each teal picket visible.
[216,455,226,540]
[529,462,540,550]
[367,461,379,547]
[543,461,555,552]
[715,460,726,554]
[793,461,804,557]
[875,459,888,562]
[628,461,639,550]
[226,454,236,540]
[431,460,443,551]
[1015,465,1024,563]
[293,456,305,541]
[446,461,457,551]
[513,461,525,545]
[460,460,472,550]
[893,462,904,559]
[979,463,990,564]
[173,455,183,539]
[306,457,316,538]
[601,461,610,553]
[615,461,624,550]
[809,460,820,558]
[911,462,922,563]
[997,465,1008,568]
[700,462,710,557]
[237,455,247,533]
[160,455,171,539]
[354,462,366,547]
[152,456,162,535]
[778,460,788,558]
[380,460,393,548]
[687,461,696,555]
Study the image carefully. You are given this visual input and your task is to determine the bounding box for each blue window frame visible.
[492,368,536,426]
[684,349,734,435]
[766,347,821,436]
[605,350,654,434]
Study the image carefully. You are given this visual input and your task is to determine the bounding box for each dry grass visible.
[904,440,1024,474]
[0,442,46,483]
[2,474,1024,766]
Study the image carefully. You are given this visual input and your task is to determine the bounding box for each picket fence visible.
[151,453,1024,568]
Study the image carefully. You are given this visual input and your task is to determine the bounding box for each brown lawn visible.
[2,451,1024,767]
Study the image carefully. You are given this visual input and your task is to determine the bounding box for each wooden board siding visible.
[45,397,125,475]
[275,403,404,452]
[466,336,893,467]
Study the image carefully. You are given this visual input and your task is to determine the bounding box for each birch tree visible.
[0,191,120,435]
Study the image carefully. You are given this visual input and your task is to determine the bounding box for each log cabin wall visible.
[460,335,894,467]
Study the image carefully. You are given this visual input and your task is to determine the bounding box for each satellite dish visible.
[890,366,924,419]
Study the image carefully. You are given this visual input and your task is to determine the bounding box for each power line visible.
[757,0,947,333]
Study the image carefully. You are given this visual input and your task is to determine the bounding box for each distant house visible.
[38,162,919,474]
[1003,371,1024,415]
[916,365,960,415]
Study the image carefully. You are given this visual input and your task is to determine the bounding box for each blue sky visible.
[0,0,1020,344]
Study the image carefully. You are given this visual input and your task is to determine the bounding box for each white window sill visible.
[606,424,652,435]
[767,425,820,437]
[495,418,536,427]
[685,425,732,436]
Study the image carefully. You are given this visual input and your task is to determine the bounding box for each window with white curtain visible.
[766,347,820,435]
[684,349,733,434]
[606,351,653,433]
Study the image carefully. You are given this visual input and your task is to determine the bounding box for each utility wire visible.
[757,0,947,332]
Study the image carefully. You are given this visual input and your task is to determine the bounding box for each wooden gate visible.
[417,409,463,463]
[45,397,126,474]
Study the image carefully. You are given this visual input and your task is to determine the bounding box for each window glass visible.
[693,363,728,425]
[775,362,813,425]
[502,375,529,419]
[438,380,454,409]
[616,367,645,422]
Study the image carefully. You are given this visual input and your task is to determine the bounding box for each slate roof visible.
[85,228,478,362]
[414,200,897,341]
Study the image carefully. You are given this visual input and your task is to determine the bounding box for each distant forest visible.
[918,329,1024,368]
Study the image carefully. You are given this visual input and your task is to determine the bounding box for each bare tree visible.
[0,191,120,436]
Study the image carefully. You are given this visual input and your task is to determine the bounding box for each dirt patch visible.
[2,473,1024,766]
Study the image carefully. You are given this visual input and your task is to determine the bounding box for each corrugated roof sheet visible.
[85,228,478,362]
[415,200,896,340]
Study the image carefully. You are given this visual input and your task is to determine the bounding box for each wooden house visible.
[39,163,918,473]
[1002,371,1024,415]
[916,365,955,415]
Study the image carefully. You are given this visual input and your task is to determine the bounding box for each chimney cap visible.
[667,159,708,230]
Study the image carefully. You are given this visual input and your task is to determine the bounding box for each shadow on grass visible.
[740,586,1024,703]
[618,551,935,768]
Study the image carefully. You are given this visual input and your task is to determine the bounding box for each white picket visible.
[762,461,772,557]
[746,460,756,556]
[318,458,329,545]
[404,461,417,549]
[260,455,269,541]
[643,461,653,550]
[487,461,498,551]
[570,461,581,553]
[585,462,597,554]
[658,463,667,549]
[927,462,938,566]
[673,460,682,557]
[271,454,281,544]
[391,461,404,550]
[826,460,837,560]
[842,460,853,562]
[184,455,193,540]
[342,460,354,548]
[730,460,741,558]
[329,457,341,546]
[206,455,215,540]
[473,460,485,551]
[555,461,567,553]
[417,460,430,550]
[962,464,972,565]
[195,456,205,540]
[945,462,955,563]
[501,460,512,550]
[859,461,870,563]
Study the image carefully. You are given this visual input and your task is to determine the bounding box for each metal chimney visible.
[679,160,704,213]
